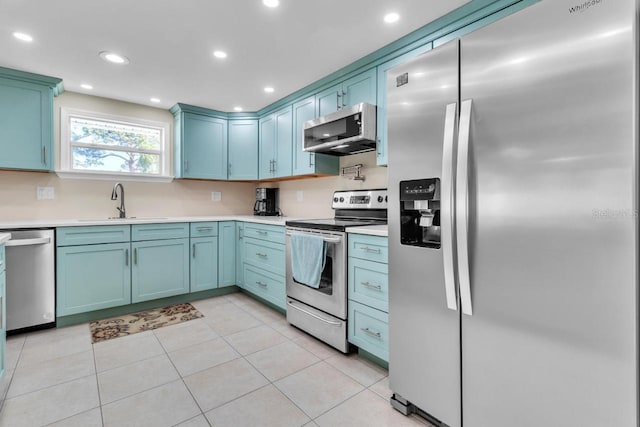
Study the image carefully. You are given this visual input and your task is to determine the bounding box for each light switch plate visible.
[36,186,55,200]
[296,191,304,202]
[211,191,222,202]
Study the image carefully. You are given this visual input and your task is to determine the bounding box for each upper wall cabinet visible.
[292,96,338,177]
[316,68,377,117]
[228,119,258,180]
[0,68,62,172]
[259,105,293,179]
[172,104,228,180]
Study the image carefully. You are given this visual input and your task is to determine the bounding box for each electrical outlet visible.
[36,186,55,200]
[296,191,304,202]
[211,191,222,202]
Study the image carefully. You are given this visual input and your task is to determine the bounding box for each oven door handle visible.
[285,231,342,243]
[286,300,343,326]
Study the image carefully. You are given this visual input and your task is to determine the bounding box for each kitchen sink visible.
[77,217,169,222]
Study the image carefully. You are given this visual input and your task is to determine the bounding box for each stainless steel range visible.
[285,189,387,352]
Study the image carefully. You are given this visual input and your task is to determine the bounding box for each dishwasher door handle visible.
[5,237,51,247]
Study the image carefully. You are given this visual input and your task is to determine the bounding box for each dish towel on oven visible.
[290,233,326,289]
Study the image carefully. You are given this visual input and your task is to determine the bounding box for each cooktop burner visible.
[285,189,387,232]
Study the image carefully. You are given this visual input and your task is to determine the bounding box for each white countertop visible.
[0,215,294,230]
[0,233,11,244]
[345,225,388,237]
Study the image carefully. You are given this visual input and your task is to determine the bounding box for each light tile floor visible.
[0,292,434,427]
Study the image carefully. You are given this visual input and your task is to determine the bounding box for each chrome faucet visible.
[111,182,126,218]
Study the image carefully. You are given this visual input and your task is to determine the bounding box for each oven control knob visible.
[377,195,383,203]
[385,196,388,202]
[339,197,345,202]
[333,197,339,203]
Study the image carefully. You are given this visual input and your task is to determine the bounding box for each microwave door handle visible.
[441,102,458,312]
[457,99,473,316]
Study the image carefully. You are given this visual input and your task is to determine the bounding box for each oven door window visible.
[293,240,335,296]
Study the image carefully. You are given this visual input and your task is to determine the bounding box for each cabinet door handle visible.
[336,92,342,110]
[361,281,382,291]
[309,153,314,167]
[342,90,347,107]
[134,248,138,265]
[228,162,232,176]
[42,146,47,166]
[125,249,129,266]
[362,246,381,254]
[376,138,381,156]
[360,327,382,339]
[192,243,196,258]
[184,160,189,172]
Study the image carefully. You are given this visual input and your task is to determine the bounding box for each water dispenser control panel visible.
[399,178,441,249]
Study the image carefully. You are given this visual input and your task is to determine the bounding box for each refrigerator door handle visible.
[441,102,458,311]
[457,99,473,316]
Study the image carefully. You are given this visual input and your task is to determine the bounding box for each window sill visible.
[55,170,174,183]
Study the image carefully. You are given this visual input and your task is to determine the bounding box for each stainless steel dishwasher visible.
[1,229,55,333]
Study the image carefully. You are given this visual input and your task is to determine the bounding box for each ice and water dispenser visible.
[399,178,441,248]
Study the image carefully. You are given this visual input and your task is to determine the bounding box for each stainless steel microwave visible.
[303,102,377,156]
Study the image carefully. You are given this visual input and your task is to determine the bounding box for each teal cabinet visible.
[57,242,132,316]
[228,120,258,180]
[132,238,190,303]
[190,236,219,292]
[347,233,389,361]
[173,105,228,180]
[218,221,236,287]
[292,96,339,177]
[315,68,377,117]
[131,223,189,303]
[236,223,245,288]
[375,45,432,166]
[0,73,59,171]
[259,105,293,179]
[241,223,286,309]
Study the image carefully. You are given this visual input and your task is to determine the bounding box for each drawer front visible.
[57,225,131,246]
[243,223,285,244]
[244,238,285,276]
[348,300,389,362]
[243,264,285,309]
[348,234,388,263]
[190,222,218,238]
[348,257,388,312]
[132,223,189,241]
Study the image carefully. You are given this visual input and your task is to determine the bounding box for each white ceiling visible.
[0,0,468,112]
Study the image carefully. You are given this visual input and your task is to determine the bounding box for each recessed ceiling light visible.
[150,97,161,103]
[264,87,275,93]
[80,83,93,90]
[234,106,243,112]
[263,0,279,8]
[213,50,227,59]
[13,32,33,42]
[384,12,400,23]
[99,51,129,65]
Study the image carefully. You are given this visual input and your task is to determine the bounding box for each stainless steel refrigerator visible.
[387,0,638,426]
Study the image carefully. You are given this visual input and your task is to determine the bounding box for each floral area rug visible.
[89,303,203,344]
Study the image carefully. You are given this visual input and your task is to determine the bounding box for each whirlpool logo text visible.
[569,0,604,13]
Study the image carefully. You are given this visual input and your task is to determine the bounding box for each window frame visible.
[58,107,173,182]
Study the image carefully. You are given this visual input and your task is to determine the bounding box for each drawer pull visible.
[361,246,381,254]
[196,227,213,232]
[256,281,268,288]
[361,281,382,291]
[256,230,268,235]
[256,252,268,258]
[361,327,382,339]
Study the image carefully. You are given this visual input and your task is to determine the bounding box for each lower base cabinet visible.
[243,263,285,309]
[132,238,189,303]
[57,242,131,316]
[190,236,219,292]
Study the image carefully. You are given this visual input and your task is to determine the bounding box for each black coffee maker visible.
[254,188,279,216]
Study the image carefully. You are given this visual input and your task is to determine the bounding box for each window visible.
[59,108,171,181]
